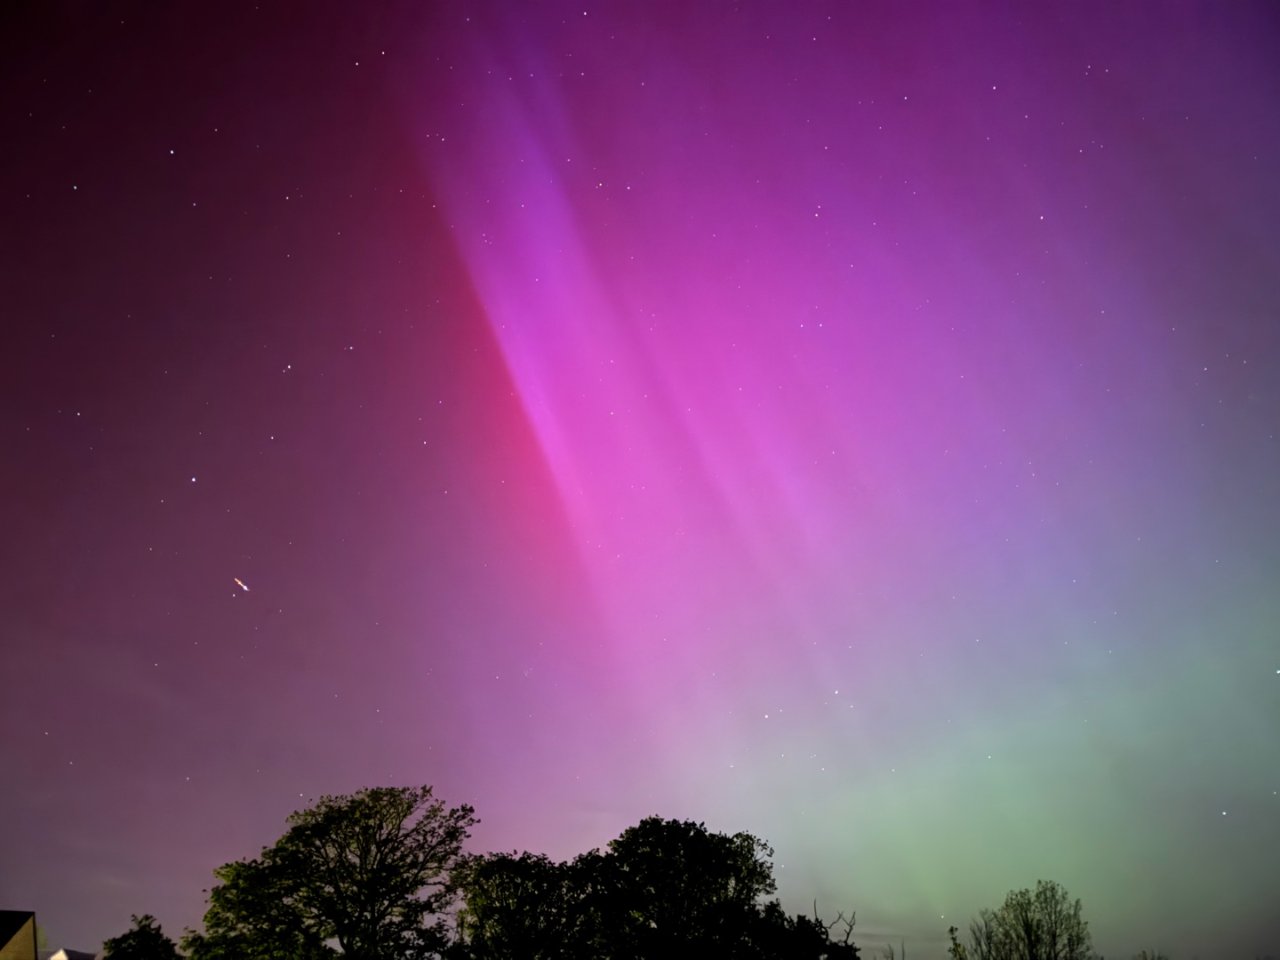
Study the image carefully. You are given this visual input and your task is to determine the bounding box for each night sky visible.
[3,3,1278,958]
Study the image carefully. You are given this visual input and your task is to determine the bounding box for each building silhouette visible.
[0,912,36,960]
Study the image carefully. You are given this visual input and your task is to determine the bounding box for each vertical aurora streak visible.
[415,5,1280,953]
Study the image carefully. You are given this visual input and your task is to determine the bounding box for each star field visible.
[1,3,1278,958]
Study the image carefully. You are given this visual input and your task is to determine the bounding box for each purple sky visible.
[3,3,1278,958]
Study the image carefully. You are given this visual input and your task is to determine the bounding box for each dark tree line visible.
[169,785,857,960]
[102,785,1133,960]
[451,818,858,959]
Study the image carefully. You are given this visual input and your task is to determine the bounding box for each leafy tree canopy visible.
[184,785,477,960]
[452,816,859,960]
[102,914,180,960]
[451,851,586,959]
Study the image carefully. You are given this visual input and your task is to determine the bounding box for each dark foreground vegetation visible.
[98,786,1259,960]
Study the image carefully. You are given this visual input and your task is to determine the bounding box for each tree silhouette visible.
[183,792,866,959]
[954,880,1092,960]
[184,786,476,960]
[102,915,180,960]
[451,851,583,960]
[602,815,776,955]
[451,816,859,959]
[183,857,337,960]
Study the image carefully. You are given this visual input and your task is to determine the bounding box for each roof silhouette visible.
[0,912,36,960]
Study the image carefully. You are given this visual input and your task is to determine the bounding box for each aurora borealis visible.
[2,2,1278,957]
